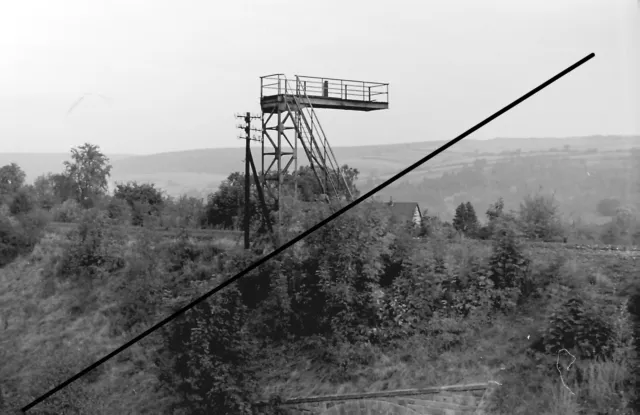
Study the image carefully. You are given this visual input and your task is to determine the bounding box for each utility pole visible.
[243,113,251,249]
[236,112,263,250]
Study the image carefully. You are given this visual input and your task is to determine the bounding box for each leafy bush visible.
[105,196,132,226]
[9,188,34,215]
[487,218,531,309]
[542,293,621,360]
[159,285,258,415]
[56,209,125,283]
[0,216,26,267]
[113,236,163,332]
[0,162,26,202]
[161,195,205,229]
[165,229,202,273]
[15,208,51,246]
[518,193,565,241]
[51,199,82,223]
[383,248,442,339]
[113,181,165,226]
[296,203,394,342]
[0,208,50,267]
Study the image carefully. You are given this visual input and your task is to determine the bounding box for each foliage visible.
[383,246,444,339]
[0,163,26,202]
[284,203,393,343]
[487,217,531,310]
[113,181,165,226]
[112,228,163,333]
[452,201,479,236]
[165,229,203,273]
[4,155,640,415]
[542,292,630,361]
[50,199,83,223]
[9,188,35,215]
[518,193,564,241]
[0,208,50,267]
[160,285,258,415]
[281,164,360,202]
[55,208,125,284]
[63,143,112,208]
[479,197,506,239]
[202,164,361,230]
[486,196,505,222]
[31,173,58,210]
[50,172,78,204]
[105,196,133,225]
[417,209,441,238]
[24,345,93,414]
[162,194,205,228]
[202,172,260,229]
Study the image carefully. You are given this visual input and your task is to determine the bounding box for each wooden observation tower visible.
[237,74,389,250]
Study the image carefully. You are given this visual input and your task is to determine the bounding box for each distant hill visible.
[105,134,640,202]
[2,135,639,222]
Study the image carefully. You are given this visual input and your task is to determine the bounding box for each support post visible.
[244,112,251,249]
[276,110,282,247]
[249,151,277,250]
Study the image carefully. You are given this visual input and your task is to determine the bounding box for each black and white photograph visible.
[0,0,638,414]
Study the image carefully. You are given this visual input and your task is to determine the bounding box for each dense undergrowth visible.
[0,199,638,415]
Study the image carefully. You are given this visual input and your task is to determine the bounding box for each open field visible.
[46,221,244,242]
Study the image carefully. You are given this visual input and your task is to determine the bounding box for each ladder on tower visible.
[281,76,353,202]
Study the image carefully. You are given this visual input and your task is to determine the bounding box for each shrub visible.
[518,193,564,241]
[487,218,531,307]
[105,196,132,226]
[165,229,202,273]
[15,208,51,247]
[296,203,394,342]
[542,293,622,360]
[9,188,34,215]
[0,208,50,267]
[159,285,258,415]
[0,216,25,267]
[56,209,125,283]
[51,199,82,223]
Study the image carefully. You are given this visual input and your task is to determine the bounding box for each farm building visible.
[386,198,422,227]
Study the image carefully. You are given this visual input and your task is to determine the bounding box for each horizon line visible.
[1,134,638,157]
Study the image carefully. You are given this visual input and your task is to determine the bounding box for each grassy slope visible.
[0,232,172,413]
[2,228,636,413]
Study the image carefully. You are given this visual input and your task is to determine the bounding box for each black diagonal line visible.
[22,52,595,413]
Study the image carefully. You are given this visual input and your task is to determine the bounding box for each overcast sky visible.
[1,0,638,155]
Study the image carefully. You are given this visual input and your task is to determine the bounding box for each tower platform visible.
[260,74,389,112]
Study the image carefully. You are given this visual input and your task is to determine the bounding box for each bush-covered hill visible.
[0,141,639,414]
[1,216,638,414]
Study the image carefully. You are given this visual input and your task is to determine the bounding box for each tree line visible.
[0,143,360,232]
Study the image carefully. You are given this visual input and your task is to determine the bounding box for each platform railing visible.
[260,74,388,104]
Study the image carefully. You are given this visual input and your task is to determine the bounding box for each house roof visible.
[387,202,421,221]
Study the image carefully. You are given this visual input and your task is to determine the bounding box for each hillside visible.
[2,135,639,221]
[1,223,637,414]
